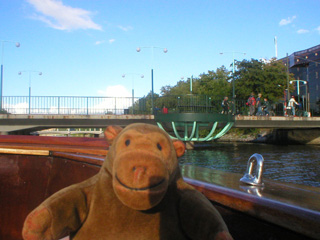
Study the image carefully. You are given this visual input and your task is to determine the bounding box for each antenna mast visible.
[274,36,278,59]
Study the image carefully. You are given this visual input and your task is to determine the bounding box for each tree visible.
[131,91,160,114]
[234,59,293,102]
[160,80,190,96]
[199,66,231,95]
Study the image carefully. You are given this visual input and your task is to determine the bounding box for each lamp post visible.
[136,46,168,114]
[1,40,20,110]
[18,70,42,114]
[220,52,246,113]
[290,80,307,112]
[122,73,144,114]
[181,75,194,94]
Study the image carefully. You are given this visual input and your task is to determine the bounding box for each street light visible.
[18,70,42,114]
[181,76,194,94]
[1,40,20,110]
[220,52,246,113]
[136,46,168,114]
[290,79,308,112]
[122,73,144,114]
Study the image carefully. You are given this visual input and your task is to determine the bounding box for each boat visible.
[0,135,319,240]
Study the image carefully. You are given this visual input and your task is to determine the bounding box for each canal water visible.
[179,143,320,187]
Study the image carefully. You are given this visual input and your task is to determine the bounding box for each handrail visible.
[1,95,318,117]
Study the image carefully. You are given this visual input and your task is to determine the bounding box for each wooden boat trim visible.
[184,177,320,239]
[0,142,108,156]
[51,152,104,166]
[0,148,50,156]
[0,135,109,156]
[0,135,108,148]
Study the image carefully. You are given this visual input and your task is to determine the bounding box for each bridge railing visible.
[155,95,318,116]
[2,96,144,115]
[1,95,319,116]
[154,95,220,114]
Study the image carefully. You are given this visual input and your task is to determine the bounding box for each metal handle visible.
[240,153,264,186]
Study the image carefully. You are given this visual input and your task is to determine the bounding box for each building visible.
[280,44,320,115]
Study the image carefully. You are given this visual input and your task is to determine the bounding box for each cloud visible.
[316,26,320,34]
[97,85,133,114]
[26,0,102,31]
[95,39,115,45]
[279,16,296,26]
[4,102,29,114]
[95,40,105,45]
[118,25,133,31]
[297,29,309,34]
[98,85,131,97]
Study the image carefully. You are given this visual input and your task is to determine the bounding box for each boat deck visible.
[0,135,319,240]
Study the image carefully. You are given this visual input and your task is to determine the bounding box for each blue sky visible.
[1,0,320,98]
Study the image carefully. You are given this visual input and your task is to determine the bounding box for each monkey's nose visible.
[132,166,147,183]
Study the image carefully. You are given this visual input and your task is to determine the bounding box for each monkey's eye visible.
[125,139,130,146]
[157,143,162,151]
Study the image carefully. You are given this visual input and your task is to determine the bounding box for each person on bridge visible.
[221,96,229,114]
[246,93,256,116]
[256,93,263,116]
[162,106,168,114]
[262,97,271,116]
[288,96,300,116]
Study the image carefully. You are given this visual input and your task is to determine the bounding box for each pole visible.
[29,86,31,114]
[28,72,31,114]
[307,67,309,112]
[0,40,20,111]
[132,88,134,114]
[232,53,235,113]
[286,53,290,102]
[297,81,300,103]
[131,75,134,114]
[18,70,42,114]
[122,73,143,114]
[190,75,193,93]
[219,51,245,114]
[136,46,167,115]
[305,83,308,112]
[151,68,154,114]
[0,64,3,110]
[0,42,3,110]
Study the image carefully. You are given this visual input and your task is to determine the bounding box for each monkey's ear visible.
[172,140,185,157]
[104,126,123,144]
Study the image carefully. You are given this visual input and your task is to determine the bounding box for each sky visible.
[1,0,320,98]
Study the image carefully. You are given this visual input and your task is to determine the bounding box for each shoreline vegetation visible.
[216,128,271,143]
[185,128,273,150]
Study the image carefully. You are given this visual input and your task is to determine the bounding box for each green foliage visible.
[137,58,292,110]
[234,59,294,102]
[228,128,261,138]
[130,91,160,114]
[198,66,231,98]
[0,109,8,114]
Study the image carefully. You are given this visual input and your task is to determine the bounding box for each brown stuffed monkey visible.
[23,123,233,240]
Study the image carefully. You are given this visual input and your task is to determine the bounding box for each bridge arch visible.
[155,113,234,142]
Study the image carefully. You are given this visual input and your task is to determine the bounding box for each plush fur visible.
[23,123,233,240]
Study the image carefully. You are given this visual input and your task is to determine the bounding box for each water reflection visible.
[240,185,264,197]
[179,143,320,187]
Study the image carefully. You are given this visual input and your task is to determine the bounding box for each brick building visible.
[280,44,320,115]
